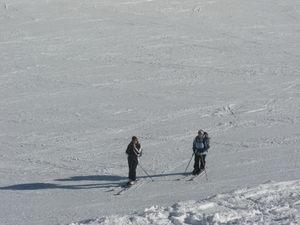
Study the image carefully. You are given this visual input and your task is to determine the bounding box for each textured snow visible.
[72,180,300,225]
[1,0,300,225]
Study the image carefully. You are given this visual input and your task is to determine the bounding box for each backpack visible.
[204,132,210,150]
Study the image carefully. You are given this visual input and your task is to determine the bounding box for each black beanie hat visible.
[132,136,138,141]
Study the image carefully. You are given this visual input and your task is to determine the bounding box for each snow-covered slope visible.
[1,0,300,225]
[71,180,300,225]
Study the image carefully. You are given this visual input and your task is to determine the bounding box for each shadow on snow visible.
[0,175,125,190]
[0,172,186,191]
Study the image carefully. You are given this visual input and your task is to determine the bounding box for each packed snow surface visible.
[1,0,300,225]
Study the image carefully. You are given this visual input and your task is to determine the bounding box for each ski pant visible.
[128,157,138,181]
[194,154,206,170]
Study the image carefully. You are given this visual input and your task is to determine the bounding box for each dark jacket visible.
[126,141,142,159]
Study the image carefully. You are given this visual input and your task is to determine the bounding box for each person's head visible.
[198,130,204,137]
[132,136,138,143]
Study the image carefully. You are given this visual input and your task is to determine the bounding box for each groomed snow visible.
[1,0,300,225]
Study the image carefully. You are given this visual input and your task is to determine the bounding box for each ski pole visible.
[184,152,195,175]
[138,163,154,182]
[200,154,208,180]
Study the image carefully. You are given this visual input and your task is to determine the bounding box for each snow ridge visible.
[71,180,300,225]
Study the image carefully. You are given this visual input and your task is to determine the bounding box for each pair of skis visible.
[177,170,206,181]
[113,180,140,195]
[113,170,207,195]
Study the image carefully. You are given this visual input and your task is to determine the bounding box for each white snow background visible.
[1,0,300,224]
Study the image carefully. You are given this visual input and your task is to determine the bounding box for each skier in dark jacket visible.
[125,136,142,185]
[192,130,210,175]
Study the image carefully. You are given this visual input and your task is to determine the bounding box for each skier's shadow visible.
[55,174,123,182]
[0,173,188,191]
[0,175,125,191]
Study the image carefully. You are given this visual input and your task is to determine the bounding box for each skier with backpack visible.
[125,136,143,185]
[192,130,210,175]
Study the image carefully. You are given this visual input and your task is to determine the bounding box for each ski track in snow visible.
[0,0,300,225]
